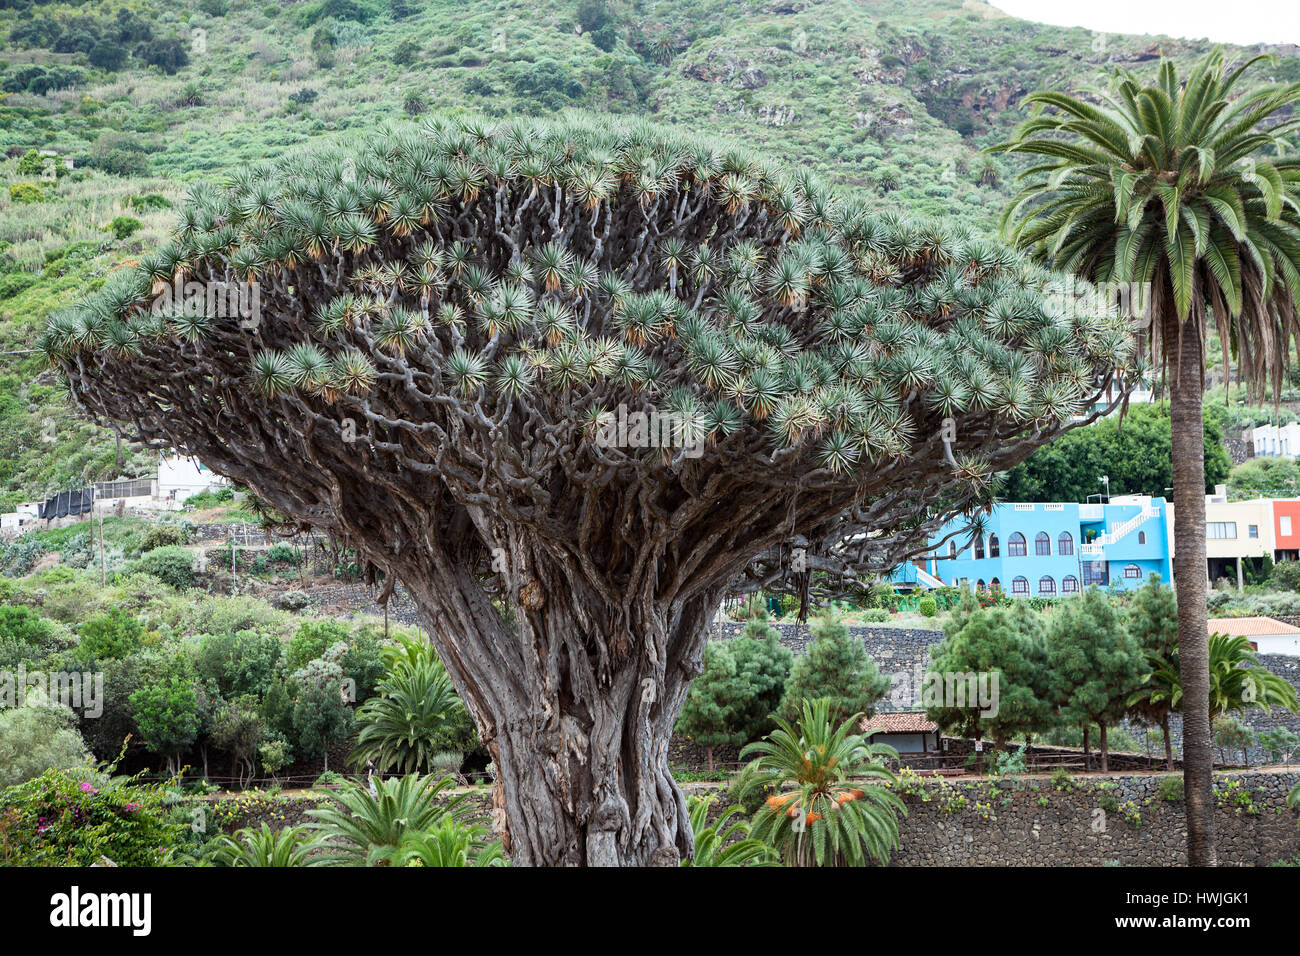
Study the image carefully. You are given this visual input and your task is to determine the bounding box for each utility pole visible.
[98,503,106,586]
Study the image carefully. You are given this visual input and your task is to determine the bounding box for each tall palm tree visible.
[994,52,1300,865]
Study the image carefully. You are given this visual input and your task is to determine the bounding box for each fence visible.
[93,476,154,499]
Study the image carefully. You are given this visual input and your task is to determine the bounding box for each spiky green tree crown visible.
[46,113,1131,592]
[994,52,1300,401]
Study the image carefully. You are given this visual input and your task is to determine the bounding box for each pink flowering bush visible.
[0,767,180,866]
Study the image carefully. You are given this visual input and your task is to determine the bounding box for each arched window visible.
[1011,576,1029,595]
[1008,532,1027,557]
[1058,531,1074,556]
[1038,576,1056,596]
[988,534,1000,558]
[1035,532,1051,556]
[975,537,985,560]
[948,540,958,558]
[1124,564,1142,579]
[1062,575,1080,593]
[976,579,986,591]
[1138,531,1146,545]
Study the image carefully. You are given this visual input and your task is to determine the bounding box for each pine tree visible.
[779,613,890,726]
[1047,590,1145,772]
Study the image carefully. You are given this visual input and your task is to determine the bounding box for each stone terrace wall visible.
[887,769,1300,866]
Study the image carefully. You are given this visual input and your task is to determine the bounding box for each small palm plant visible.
[681,795,778,867]
[739,698,904,866]
[349,636,474,774]
[210,823,319,867]
[307,774,474,866]
[387,817,509,867]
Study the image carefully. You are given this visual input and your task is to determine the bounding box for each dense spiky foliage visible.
[49,113,1128,866]
[681,796,778,867]
[306,774,477,867]
[1205,633,1299,718]
[210,824,320,868]
[995,52,1300,867]
[349,636,475,774]
[739,698,904,867]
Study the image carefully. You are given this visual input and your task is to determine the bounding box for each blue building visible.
[899,496,1172,598]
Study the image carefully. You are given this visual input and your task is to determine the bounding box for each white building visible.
[0,503,40,530]
[1208,616,1300,657]
[1252,422,1300,458]
[156,455,228,501]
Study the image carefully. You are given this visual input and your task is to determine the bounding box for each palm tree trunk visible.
[1163,304,1217,865]
[1162,713,1174,771]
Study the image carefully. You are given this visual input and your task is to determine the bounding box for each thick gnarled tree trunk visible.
[1163,303,1217,866]
[407,556,716,866]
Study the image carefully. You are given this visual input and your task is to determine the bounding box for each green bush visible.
[0,705,93,787]
[125,193,172,212]
[1157,775,1184,802]
[288,619,349,670]
[183,487,234,508]
[917,596,938,617]
[76,607,145,661]
[1271,561,1300,592]
[861,608,890,623]
[0,605,57,649]
[106,216,143,240]
[139,524,190,552]
[125,545,195,590]
[9,182,48,204]
[0,768,181,866]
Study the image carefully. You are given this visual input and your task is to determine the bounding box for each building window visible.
[1083,562,1108,587]
[988,534,999,558]
[989,577,1001,592]
[1206,522,1237,539]
[976,579,986,591]
[948,540,957,558]
[1035,532,1051,556]
[1011,576,1029,595]
[1249,525,1259,539]
[1138,531,1146,545]
[1038,576,1056,596]
[1283,516,1293,536]
[1058,532,1073,556]
[1124,564,1142,579]
[975,538,985,560]
[1062,575,1080,593]
[1008,532,1027,557]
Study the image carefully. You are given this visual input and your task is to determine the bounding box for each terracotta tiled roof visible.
[1207,616,1300,637]
[860,712,938,735]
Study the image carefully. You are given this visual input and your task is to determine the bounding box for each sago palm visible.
[994,52,1300,866]
[388,817,509,867]
[307,774,473,866]
[681,795,779,867]
[210,823,320,867]
[739,697,904,867]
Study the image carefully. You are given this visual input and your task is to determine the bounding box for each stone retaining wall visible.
[885,769,1299,866]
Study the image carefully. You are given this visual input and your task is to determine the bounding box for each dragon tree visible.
[46,113,1134,866]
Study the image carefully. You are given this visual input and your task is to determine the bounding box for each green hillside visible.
[2,0,1297,507]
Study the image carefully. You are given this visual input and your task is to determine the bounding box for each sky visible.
[993,0,1300,47]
